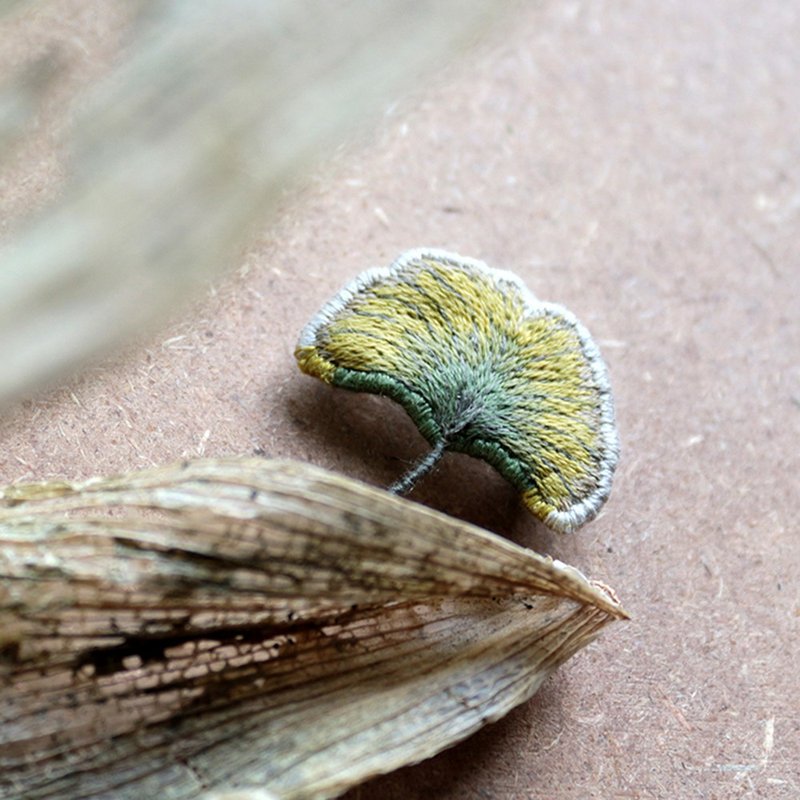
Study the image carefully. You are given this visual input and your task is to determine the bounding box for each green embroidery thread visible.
[296,248,619,533]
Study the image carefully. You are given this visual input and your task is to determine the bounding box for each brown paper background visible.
[1,1,798,797]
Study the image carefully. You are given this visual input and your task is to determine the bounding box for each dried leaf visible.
[0,0,31,20]
[0,0,506,405]
[0,55,60,159]
[0,458,626,800]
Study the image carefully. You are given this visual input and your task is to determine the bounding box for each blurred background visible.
[0,1,798,797]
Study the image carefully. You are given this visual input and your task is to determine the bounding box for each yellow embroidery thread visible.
[296,249,619,533]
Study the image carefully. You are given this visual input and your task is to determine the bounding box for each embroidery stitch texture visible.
[296,248,619,533]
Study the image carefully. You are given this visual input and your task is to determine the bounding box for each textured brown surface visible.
[1,1,799,798]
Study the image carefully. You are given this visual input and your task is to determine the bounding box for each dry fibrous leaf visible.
[0,0,506,406]
[0,1,31,19]
[0,55,60,159]
[0,458,625,800]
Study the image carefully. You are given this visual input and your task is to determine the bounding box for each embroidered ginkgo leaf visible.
[296,249,619,533]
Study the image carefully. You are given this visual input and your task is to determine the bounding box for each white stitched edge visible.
[297,248,619,533]
[534,301,619,533]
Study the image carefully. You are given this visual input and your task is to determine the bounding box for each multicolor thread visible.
[296,248,619,533]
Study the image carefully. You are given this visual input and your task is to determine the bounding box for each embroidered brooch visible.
[295,248,619,533]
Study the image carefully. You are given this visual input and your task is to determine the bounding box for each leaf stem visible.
[388,440,447,496]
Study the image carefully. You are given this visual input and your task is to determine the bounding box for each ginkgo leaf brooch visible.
[295,248,619,533]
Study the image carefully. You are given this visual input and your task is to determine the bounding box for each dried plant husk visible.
[0,0,505,406]
[0,458,626,800]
